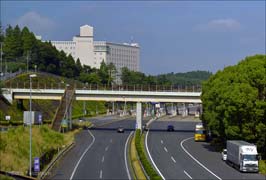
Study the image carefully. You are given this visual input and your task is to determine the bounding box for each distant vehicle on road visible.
[117,127,125,133]
[194,123,206,141]
[222,149,227,161]
[226,140,259,172]
[143,124,149,131]
[167,125,174,131]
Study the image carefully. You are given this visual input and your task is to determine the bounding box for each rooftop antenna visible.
[130,36,134,44]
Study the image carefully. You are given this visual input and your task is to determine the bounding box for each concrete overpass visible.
[2,88,201,103]
[2,88,202,130]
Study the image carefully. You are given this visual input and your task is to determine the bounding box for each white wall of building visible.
[48,25,140,83]
[51,41,76,58]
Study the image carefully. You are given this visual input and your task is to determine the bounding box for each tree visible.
[201,54,266,158]
[75,58,83,76]
[107,63,116,85]
[98,61,109,85]
[0,23,4,43]
[21,27,36,55]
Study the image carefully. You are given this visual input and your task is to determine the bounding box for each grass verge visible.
[259,160,266,175]
[130,132,146,180]
[135,129,162,180]
[0,174,14,180]
[0,125,76,175]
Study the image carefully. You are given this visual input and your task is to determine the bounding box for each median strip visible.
[129,131,147,180]
[135,129,162,180]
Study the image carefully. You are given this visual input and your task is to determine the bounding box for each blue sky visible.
[1,1,265,75]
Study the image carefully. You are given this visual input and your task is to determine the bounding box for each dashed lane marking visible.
[171,156,176,163]
[184,170,192,179]
[164,147,168,152]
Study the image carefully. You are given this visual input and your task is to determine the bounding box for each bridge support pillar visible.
[136,102,142,130]
[182,103,188,117]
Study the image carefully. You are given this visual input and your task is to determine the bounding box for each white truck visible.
[226,140,259,172]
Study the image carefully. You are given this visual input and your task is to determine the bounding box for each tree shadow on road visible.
[89,127,194,133]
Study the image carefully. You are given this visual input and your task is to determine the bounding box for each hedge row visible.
[135,129,162,180]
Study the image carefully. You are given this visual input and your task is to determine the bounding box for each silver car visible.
[222,149,227,161]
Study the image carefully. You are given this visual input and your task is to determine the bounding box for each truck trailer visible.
[226,140,259,172]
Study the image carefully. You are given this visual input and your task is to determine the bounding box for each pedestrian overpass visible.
[3,88,201,103]
[1,87,202,130]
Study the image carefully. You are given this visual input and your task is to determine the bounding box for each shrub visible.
[135,129,161,180]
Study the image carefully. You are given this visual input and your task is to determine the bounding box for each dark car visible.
[143,124,149,131]
[117,127,125,133]
[167,125,174,131]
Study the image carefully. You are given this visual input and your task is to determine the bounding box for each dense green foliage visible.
[259,160,266,174]
[201,55,266,158]
[121,67,211,86]
[135,130,161,180]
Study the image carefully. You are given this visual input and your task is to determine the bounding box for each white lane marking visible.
[184,170,193,179]
[171,156,176,163]
[146,130,166,180]
[180,137,222,180]
[101,156,105,163]
[70,130,95,180]
[164,147,168,152]
[161,140,164,144]
[99,170,103,179]
[110,139,113,143]
[125,131,133,180]
[105,146,109,151]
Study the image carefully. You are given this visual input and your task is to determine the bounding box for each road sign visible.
[5,116,11,121]
[34,157,40,172]
[61,119,68,128]
[38,114,42,124]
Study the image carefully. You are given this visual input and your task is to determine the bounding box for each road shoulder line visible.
[180,137,222,180]
[145,130,166,180]
[125,131,134,180]
[70,130,95,180]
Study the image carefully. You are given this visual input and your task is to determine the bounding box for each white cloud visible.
[196,18,241,32]
[15,11,56,35]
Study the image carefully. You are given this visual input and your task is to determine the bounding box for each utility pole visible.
[27,51,29,72]
[0,42,3,75]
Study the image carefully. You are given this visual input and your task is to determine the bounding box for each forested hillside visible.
[0,25,211,87]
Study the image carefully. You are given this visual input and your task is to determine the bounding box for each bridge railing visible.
[76,84,202,92]
[4,81,202,92]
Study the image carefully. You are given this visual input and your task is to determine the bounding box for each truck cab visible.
[239,146,259,172]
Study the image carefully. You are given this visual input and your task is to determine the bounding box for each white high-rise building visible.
[50,25,94,66]
[47,25,140,82]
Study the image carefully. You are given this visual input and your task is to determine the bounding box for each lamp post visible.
[0,42,3,76]
[29,74,37,177]
[65,84,70,130]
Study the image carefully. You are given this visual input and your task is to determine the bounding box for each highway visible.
[49,116,144,179]
[147,116,265,180]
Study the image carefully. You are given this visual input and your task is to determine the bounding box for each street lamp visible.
[83,85,87,117]
[29,74,37,177]
[65,84,70,130]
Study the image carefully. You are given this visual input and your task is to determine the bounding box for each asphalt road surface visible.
[49,116,144,179]
[147,117,265,180]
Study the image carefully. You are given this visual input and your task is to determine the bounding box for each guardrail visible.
[39,142,75,179]
[3,82,202,92]
[0,170,37,180]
